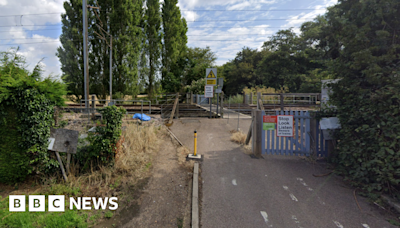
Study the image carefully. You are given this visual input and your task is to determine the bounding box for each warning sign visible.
[206,68,217,86]
[263,115,277,123]
[207,70,216,78]
[205,85,213,98]
[276,115,294,137]
[206,79,216,85]
[263,115,277,131]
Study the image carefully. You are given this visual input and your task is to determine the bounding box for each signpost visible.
[276,115,294,137]
[205,85,213,118]
[205,68,217,118]
[48,128,79,181]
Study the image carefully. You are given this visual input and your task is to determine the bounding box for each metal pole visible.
[109,36,112,101]
[228,96,230,123]
[82,0,89,109]
[217,91,219,117]
[141,100,143,122]
[237,102,240,131]
[209,97,211,118]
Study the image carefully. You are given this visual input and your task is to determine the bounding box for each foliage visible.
[221,26,332,95]
[57,0,143,100]
[144,0,162,99]
[183,47,217,86]
[226,94,244,105]
[76,106,126,169]
[0,195,88,228]
[0,48,67,106]
[185,78,205,94]
[322,0,400,196]
[0,49,66,184]
[161,0,188,93]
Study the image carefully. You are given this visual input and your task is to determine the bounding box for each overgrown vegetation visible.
[0,122,165,227]
[323,0,400,198]
[0,49,67,184]
[76,106,126,170]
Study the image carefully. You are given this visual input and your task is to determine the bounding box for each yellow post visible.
[194,130,197,156]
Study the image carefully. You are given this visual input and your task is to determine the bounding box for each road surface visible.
[170,116,396,228]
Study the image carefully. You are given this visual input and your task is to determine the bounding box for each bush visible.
[76,106,126,170]
[0,48,66,184]
[323,0,400,197]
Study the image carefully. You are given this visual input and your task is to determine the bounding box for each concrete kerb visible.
[192,162,199,228]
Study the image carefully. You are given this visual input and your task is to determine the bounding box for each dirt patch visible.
[95,134,193,228]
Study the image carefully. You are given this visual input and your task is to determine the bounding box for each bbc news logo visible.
[9,195,118,212]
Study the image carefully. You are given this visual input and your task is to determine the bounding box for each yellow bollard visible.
[194,130,197,156]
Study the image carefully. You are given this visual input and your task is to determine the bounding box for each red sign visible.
[263,115,277,123]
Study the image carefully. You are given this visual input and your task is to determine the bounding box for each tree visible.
[57,0,92,101]
[183,47,216,85]
[222,47,267,95]
[57,0,143,101]
[161,0,188,92]
[322,0,400,194]
[144,0,162,98]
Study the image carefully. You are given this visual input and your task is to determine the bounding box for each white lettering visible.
[108,197,119,210]
[82,197,91,210]
[92,197,108,210]
[70,197,81,210]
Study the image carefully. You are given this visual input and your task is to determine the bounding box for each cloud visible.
[0,0,340,82]
[281,0,338,34]
[0,0,64,77]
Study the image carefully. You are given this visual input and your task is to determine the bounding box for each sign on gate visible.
[263,115,276,131]
[277,115,294,137]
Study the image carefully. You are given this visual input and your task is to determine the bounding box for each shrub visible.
[76,106,126,170]
[0,48,67,184]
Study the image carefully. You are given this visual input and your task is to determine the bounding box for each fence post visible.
[257,92,261,110]
[191,91,193,104]
[280,93,284,111]
[243,92,246,104]
[252,109,262,157]
[175,92,179,119]
[220,92,224,118]
[310,112,317,158]
[250,92,253,105]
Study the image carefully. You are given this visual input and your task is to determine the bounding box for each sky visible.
[0,0,337,78]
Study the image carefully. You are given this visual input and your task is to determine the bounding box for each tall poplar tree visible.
[57,0,94,101]
[161,0,188,92]
[57,0,143,100]
[144,0,162,98]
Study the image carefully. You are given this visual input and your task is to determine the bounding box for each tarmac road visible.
[170,116,397,228]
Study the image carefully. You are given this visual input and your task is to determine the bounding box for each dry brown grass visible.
[230,130,247,145]
[65,123,166,197]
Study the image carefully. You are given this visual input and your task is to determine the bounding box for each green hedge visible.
[0,88,58,183]
[0,49,66,184]
[0,106,30,183]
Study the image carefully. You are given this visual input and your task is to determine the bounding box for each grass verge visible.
[0,122,165,228]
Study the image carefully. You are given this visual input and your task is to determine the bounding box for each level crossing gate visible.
[256,110,328,157]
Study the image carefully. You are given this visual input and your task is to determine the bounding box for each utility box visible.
[320,117,341,140]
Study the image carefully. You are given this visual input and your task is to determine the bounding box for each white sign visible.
[205,85,214,98]
[277,115,294,137]
[206,68,217,86]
